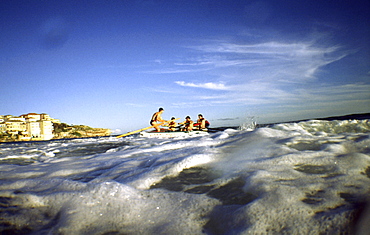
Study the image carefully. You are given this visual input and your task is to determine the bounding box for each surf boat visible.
[139,130,209,138]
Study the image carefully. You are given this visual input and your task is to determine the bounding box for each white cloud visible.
[125,103,146,107]
[144,68,208,74]
[192,41,339,57]
[184,82,370,111]
[189,41,345,82]
[151,39,366,117]
[147,41,345,83]
[175,81,231,90]
[298,83,370,102]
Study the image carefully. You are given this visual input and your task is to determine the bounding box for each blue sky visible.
[1,0,369,133]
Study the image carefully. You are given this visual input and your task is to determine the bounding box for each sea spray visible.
[238,116,257,131]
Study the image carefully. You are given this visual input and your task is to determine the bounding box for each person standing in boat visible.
[179,116,194,131]
[150,108,166,132]
[196,114,209,130]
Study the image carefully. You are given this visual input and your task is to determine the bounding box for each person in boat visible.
[196,114,208,130]
[150,108,166,132]
[179,116,194,132]
[167,117,177,132]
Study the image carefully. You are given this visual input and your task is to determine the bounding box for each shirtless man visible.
[179,116,194,132]
[150,108,166,132]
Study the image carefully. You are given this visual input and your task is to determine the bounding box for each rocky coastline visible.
[0,123,111,142]
[52,123,111,139]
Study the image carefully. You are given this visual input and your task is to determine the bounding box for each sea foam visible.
[0,119,369,234]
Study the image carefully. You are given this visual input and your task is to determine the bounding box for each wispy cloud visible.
[192,41,339,56]
[147,38,364,116]
[154,59,163,64]
[194,82,370,109]
[297,83,370,102]
[189,41,345,81]
[147,41,345,81]
[175,81,231,90]
[143,68,208,74]
[125,103,146,107]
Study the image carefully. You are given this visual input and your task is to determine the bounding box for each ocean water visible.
[0,118,369,234]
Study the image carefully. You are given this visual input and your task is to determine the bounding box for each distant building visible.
[8,116,26,122]
[26,120,41,138]
[39,120,54,140]
[21,113,61,124]
[4,119,27,135]
[0,122,7,133]
[0,113,57,140]
[21,113,41,121]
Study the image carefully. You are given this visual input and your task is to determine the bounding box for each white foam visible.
[0,181,220,234]
[0,120,369,234]
[128,154,214,189]
[1,154,37,160]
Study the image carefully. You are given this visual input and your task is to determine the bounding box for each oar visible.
[116,125,158,138]
[116,118,180,138]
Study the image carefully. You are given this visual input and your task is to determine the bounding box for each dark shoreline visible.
[298,113,370,122]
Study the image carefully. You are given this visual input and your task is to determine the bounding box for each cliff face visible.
[52,123,111,139]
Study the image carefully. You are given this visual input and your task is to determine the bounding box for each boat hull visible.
[139,130,209,138]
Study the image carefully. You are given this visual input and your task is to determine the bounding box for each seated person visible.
[167,117,177,131]
[196,114,209,130]
[179,116,193,131]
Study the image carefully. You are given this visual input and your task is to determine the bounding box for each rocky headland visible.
[0,123,111,142]
[52,123,111,139]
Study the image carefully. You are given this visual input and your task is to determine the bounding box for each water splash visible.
[239,116,257,131]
